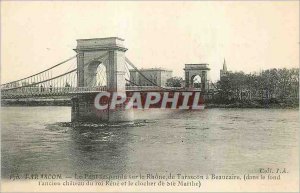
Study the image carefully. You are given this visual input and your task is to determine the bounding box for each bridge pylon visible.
[72,37,133,122]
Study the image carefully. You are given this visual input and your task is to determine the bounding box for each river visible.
[1,107,298,179]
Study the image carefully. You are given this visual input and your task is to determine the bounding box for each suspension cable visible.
[125,78,141,87]
[4,69,77,91]
[1,55,77,86]
[3,53,109,91]
[125,57,183,91]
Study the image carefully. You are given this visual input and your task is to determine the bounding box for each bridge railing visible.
[125,86,199,91]
[1,86,77,98]
[70,86,107,93]
[125,86,163,91]
[1,86,110,96]
[1,85,204,99]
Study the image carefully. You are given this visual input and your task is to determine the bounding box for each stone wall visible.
[129,68,172,87]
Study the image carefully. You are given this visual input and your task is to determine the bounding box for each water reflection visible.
[66,123,132,175]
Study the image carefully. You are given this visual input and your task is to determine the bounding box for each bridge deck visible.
[1,86,204,99]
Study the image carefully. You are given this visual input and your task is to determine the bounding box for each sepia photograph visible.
[0,1,299,192]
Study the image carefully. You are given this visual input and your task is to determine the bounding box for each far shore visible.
[1,98,71,107]
[1,98,298,109]
[205,102,299,109]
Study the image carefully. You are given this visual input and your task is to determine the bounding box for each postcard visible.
[1,1,299,192]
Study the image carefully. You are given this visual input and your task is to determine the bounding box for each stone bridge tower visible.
[74,37,127,91]
[184,64,210,91]
[72,37,133,122]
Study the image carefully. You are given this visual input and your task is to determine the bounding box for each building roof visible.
[184,63,210,70]
[129,67,172,72]
[185,63,209,65]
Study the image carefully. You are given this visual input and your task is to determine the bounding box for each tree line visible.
[217,68,299,102]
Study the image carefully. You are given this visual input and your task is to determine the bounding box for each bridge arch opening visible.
[85,61,107,88]
[191,74,202,88]
[95,63,107,87]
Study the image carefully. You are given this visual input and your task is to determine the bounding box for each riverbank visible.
[1,98,298,109]
[206,100,299,109]
[1,98,71,106]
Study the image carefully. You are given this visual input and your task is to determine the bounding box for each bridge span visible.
[1,37,213,122]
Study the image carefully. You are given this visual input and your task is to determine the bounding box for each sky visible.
[1,1,299,83]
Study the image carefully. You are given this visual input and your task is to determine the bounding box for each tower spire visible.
[223,58,227,71]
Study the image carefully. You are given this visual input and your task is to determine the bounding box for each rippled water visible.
[1,107,299,178]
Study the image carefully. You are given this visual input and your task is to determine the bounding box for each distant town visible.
[128,59,299,108]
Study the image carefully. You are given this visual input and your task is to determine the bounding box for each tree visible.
[166,77,183,87]
[217,68,299,102]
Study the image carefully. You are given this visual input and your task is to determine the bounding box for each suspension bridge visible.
[1,37,213,122]
[1,48,200,99]
[0,55,174,99]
